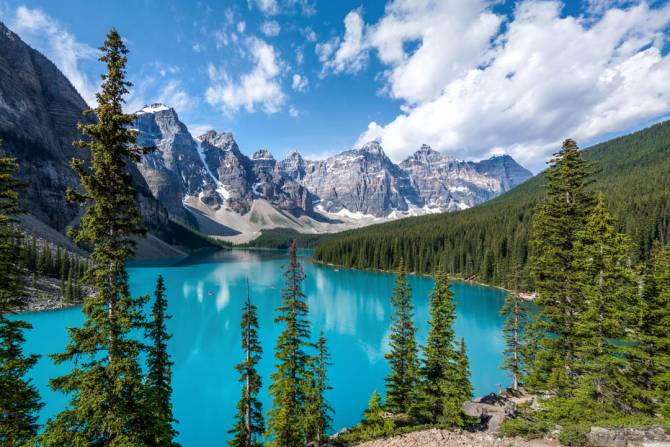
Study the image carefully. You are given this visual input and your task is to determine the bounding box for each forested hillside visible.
[314,120,670,286]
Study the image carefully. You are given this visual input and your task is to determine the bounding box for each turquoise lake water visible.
[15,249,508,446]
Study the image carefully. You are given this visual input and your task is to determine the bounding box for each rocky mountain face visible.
[0,21,170,235]
[297,142,420,216]
[1,18,532,243]
[399,144,514,212]
[132,105,532,223]
[134,104,221,224]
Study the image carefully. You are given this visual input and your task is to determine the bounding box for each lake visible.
[15,249,508,446]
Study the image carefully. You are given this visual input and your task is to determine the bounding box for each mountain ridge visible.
[313,119,670,285]
[132,103,533,240]
[0,23,217,257]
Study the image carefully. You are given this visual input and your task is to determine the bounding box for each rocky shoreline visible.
[16,276,83,313]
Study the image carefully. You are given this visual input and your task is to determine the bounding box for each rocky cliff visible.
[132,105,532,227]
[0,21,205,256]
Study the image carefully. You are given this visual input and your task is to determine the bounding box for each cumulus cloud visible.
[319,0,670,171]
[205,37,286,114]
[253,0,279,15]
[291,73,308,92]
[316,9,368,76]
[9,6,99,106]
[260,20,281,36]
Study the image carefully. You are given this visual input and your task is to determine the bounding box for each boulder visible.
[587,426,670,447]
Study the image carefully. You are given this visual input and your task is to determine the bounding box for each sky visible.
[1,0,669,172]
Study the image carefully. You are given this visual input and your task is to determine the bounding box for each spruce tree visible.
[384,260,419,414]
[146,275,178,446]
[634,241,670,417]
[0,141,42,445]
[41,29,152,446]
[500,264,530,392]
[267,240,312,446]
[528,138,594,395]
[456,338,473,404]
[304,330,333,445]
[569,194,638,415]
[229,282,264,447]
[359,391,393,438]
[414,271,464,425]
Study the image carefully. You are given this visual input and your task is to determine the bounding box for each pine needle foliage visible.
[304,330,333,445]
[500,264,532,391]
[267,240,312,447]
[229,282,264,447]
[527,139,595,395]
[414,271,467,426]
[384,260,420,415]
[0,140,42,446]
[41,29,154,446]
[145,275,178,446]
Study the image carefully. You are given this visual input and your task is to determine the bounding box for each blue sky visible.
[1,0,670,171]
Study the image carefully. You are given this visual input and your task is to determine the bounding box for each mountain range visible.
[0,20,531,254]
[314,119,670,286]
[132,104,532,241]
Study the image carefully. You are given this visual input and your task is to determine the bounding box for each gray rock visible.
[0,21,170,235]
[198,130,254,214]
[587,426,670,447]
[298,141,420,217]
[400,144,532,212]
[134,104,218,223]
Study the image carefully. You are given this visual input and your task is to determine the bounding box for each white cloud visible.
[187,123,215,138]
[317,9,368,75]
[319,0,670,171]
[260,20,281,36]
[9,6,98,106]
[288,105,300,117]
[252,0,279,15]
[236,21,246,34]
[303,26,317,43]
[206,37,286,114]
[215,29,229,48]
[251,0,315,16]
[291,73,308,92]
[156,79,195,112]
[192,43,204,52]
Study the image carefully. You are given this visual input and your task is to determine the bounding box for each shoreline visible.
[310,258,525,295]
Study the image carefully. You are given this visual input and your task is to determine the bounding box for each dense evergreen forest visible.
[314,121,670,287]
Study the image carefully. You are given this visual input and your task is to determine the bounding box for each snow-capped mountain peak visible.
[131,103,533,235]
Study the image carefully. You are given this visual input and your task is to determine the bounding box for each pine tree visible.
[568,194,638,415]
[528,139,594,395]
[0,140,42,445]
[456,338,473,404]
[41,29,152,446]
[267,240,312,447]
[304,330,333,445]
[414,271,464,425]
[500,264,530,392]
[146,275,178,446]
[229,282,264,447]
[359,391,393,438]
[633,241,670,417]
[384,260,420,414]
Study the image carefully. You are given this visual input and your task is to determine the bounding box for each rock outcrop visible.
[587,426,670,447]
[400,144,506,211]
[0,21,191,255]
[350,428,560,447]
